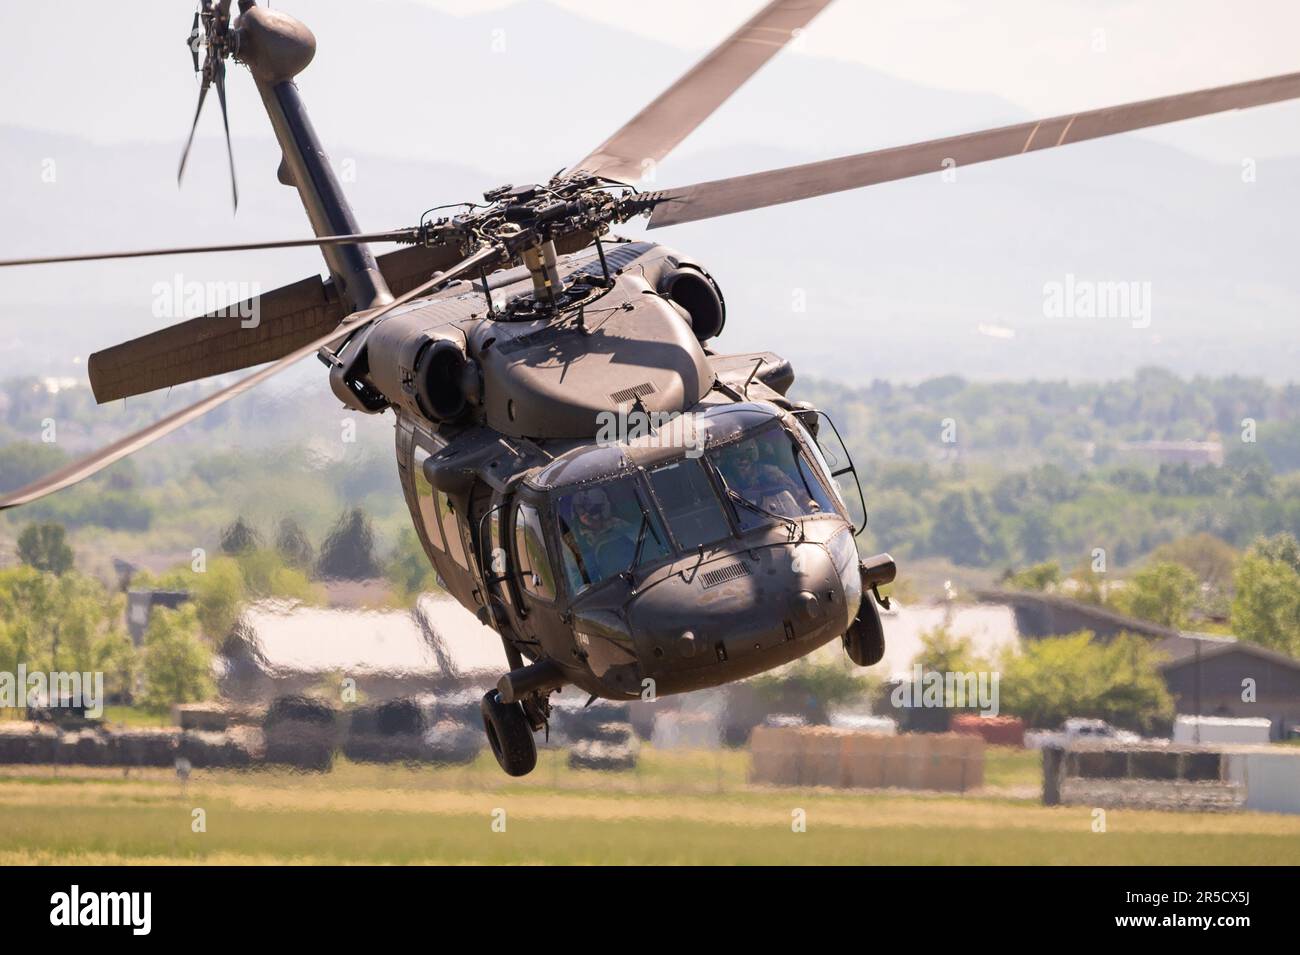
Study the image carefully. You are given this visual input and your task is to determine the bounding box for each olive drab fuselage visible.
[390,240,868,702]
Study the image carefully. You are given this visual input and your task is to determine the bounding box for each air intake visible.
[701,562,750,589]
[609,381,657,405]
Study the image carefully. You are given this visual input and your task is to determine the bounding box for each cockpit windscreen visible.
[710,423,839,531]
[555,479,669,594]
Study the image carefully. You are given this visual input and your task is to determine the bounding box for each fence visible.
[1039,743,1300,812]
[750,726,985,792]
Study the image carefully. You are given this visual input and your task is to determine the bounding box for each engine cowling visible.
[658,265,725,342]
[364,313,476,422]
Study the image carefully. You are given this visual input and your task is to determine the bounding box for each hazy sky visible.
[411,0,1300,157]
[1,0,1298,162]
[2,1,1298,385]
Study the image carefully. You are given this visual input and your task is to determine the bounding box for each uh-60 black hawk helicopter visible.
[3,0,1299,775]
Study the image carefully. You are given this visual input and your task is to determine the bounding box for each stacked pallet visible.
[950,714,1025,747]
[0,721,260,769]
[0,722,60,763]
[750,726,985,792]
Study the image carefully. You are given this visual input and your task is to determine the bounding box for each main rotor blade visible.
[214,58,238,211]
[565,0,835,184]
[648,70,1300,228]
[177,77,210,186]
[0,230,421,268]
[86,239,467,403]
[0,244,502,511]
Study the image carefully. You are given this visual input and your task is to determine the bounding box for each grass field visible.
[1,747,1298,865]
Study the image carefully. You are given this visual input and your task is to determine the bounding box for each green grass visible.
[983,745,1041,789]
[6,802,1294,866]
[101,706,172,728]
[1,751,1298,865]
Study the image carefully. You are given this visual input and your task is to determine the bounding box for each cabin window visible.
[437,491,469,570]
[514,503,556,601]
[413,448,446,554]
[555,478,669,594]
[644,460,731,551]
[413,445,469,570]
[489,506,512,607]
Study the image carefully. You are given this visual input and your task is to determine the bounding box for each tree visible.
[0,567,131,695]
[274,517,314,569]
[1016,508,1056,563]
[1116,561,1198,629]
[237,549,319,604]
[1150,533,1238,591]
[386,527,438,603]
[1005,561,1061,593]
[0,567,58,677]
[220,517,261,556]
[1252,532,1300,574]
[1066,560,1107,605]
[1231,550,1300,656]
[913,625,986,673]
[147,558,247,642]
[999,632,1174,733]
[141,549,321,643]
[139,605,214,713]
[0,442,67,494]
[752,658,874,724]
[928,489,1003,567]
[16,522,74,576]
[317,508,380,580]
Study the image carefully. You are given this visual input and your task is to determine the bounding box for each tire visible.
[844,597,886,667]
[480,690,538,777]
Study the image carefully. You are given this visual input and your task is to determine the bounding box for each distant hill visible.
[1,0,1298,385]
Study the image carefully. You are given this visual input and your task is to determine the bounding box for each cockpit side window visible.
[793,444,842,518]
[555,478,668,596]
[710,424,832,531]
[792,416,858,524]
[513,503,556,601]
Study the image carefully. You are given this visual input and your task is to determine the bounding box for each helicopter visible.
[2,0,1298,776]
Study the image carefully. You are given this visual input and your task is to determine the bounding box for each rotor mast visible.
[521,237,563,305]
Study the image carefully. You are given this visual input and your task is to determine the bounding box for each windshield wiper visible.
[724,486,799,538]
[625,512,665,578]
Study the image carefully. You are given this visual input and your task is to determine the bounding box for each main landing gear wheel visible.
[480,689,538,777]
[844,597,886,667]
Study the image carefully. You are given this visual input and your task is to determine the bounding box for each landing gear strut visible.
[844,553,895,668]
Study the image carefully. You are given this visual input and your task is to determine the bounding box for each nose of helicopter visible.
[626,539,856,696]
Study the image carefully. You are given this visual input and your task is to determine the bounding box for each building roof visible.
[234,595,505,679]
[977,588,1178,640]
[875,601,1021,681]
[1156,632,1300,673]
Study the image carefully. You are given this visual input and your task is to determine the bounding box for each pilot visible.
[721,438,815,517]
[570,486,637,584]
